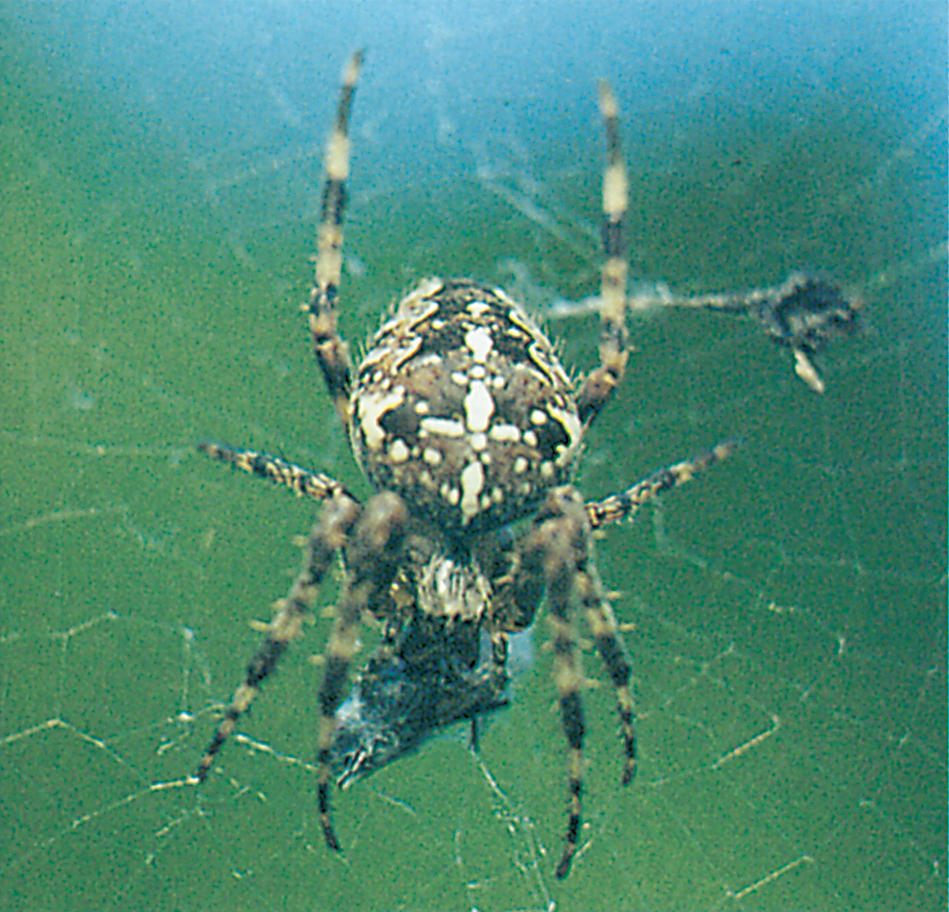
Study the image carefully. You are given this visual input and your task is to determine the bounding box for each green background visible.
[1,3,945,911]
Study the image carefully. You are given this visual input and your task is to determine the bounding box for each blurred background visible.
[1,2,945,910]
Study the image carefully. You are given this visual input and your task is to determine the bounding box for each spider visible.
[193,52,859,878]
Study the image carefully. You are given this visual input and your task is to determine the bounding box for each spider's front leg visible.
[194,489,408,853]
[194,492,362,783]
[314,491,408,851]
[516,487,635,879]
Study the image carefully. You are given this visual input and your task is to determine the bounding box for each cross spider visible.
[193,52,858,878]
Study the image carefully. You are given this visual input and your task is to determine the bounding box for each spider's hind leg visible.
[577,80,630,426]
[306,51,363,428]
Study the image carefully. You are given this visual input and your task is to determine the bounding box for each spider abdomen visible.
[352,277,583,533]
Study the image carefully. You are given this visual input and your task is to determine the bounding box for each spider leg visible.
[198,440,359,504]
[518,486,631,879]
[194,492,362,783]
[578,569,635,785]
[314,491,408,851]
[577,80,629,426]
[585,439,737,529]
[306,50,363,427]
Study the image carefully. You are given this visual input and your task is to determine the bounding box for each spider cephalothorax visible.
[192,51,858,879]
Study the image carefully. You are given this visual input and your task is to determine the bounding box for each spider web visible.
[1,4,945,912]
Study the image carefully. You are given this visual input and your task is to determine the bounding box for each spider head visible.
[350,277,584,536]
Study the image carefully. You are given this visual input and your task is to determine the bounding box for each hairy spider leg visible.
[578,572,636,787]
[306,51,363,427]
[577,80,630,426]
[313,492,408,850]
[516,487,625,879]
[585,439,738,529]
[194,493,361,783]
[198,441,359,503]
[193,488,408,858]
